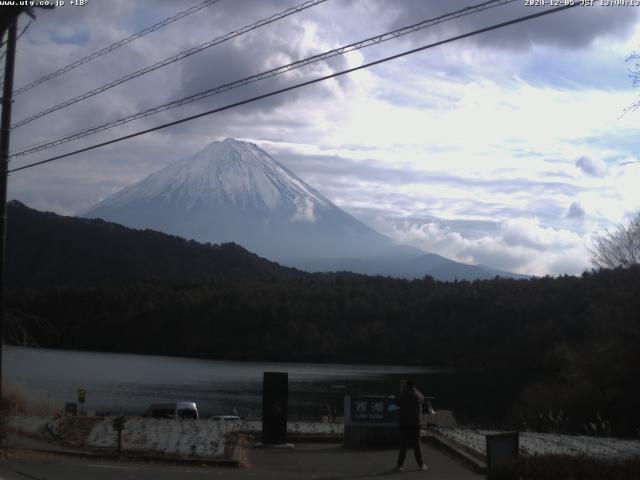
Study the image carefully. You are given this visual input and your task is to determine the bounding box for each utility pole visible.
[0,6,51,440]
[0,18,17,440]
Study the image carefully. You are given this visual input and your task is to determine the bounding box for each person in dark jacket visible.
[395,379,427,471]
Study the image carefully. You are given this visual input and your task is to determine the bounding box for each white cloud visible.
[369,215,590,276]
[290,196,316,223]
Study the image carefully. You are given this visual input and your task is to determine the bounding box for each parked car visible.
[143,402,199,420]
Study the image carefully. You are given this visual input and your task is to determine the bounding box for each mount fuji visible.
[83,138,525,280]
[83,138,415,262]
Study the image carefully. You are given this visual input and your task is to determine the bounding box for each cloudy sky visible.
[4,0,640,276]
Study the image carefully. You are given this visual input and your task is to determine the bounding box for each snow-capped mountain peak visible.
[96,138,330,218]
[83,138,398,262]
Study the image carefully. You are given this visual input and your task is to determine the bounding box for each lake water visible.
[2,346,525,424]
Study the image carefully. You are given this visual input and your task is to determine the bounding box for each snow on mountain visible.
[83,138,406,262]
[83,138,526,280]
[94,138,330,216]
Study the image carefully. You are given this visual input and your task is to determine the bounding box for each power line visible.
[12,0,221,96]
[11,0,517,158]
[11,0,327,129]
[8,3,578,174]
[0,20,31,66]
[1,20,31,51]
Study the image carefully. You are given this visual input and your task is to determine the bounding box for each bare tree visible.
[590,211,640,269]
[626,51,640,113]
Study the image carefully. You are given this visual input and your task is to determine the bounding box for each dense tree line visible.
[5,200,305,288]
[7,266,640,434]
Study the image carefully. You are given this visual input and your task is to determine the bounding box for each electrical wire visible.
[1,21,30,129]
[12,0,221,96]
[11,0,328,129]
[11,0,517,158]
[0,20,31,64]
[8,3,578,174]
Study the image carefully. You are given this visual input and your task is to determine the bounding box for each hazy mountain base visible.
[295,254,530,281]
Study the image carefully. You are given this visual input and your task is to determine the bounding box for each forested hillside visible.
[7,266,640,434]
[6,200,305,287]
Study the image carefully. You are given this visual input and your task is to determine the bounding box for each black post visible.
[112,416,125,452]
[0,19,17,435]
[486,432,519,475]
[262,372,288,445]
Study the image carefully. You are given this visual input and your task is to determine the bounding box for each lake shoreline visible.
[3,345,526,425]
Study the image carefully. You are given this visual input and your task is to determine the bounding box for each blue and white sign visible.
[345,395,399,425]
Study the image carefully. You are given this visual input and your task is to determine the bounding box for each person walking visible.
[394,379,428,471]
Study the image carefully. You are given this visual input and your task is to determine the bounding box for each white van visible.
[143,402,199,420]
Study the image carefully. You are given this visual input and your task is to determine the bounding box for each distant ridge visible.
[5,200,305,288]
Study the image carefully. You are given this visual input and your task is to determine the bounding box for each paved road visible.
[0,443,482,479]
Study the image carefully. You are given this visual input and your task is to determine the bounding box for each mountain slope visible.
[83,138,408,262]
[82,138,526,281]
[5,201,305,288]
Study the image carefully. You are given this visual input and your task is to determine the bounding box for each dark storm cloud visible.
[10,1,189,150]
[8,0,351,176]
[173,8,351,119]
[381,0,639,50]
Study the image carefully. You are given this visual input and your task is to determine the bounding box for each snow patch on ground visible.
[235,419,343,436]
[7,416,230,459]
[13,415,637,462]
[86,418,228,458]
[440,428,640,460]
[5,415,343,459]
[5,415,58,436]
